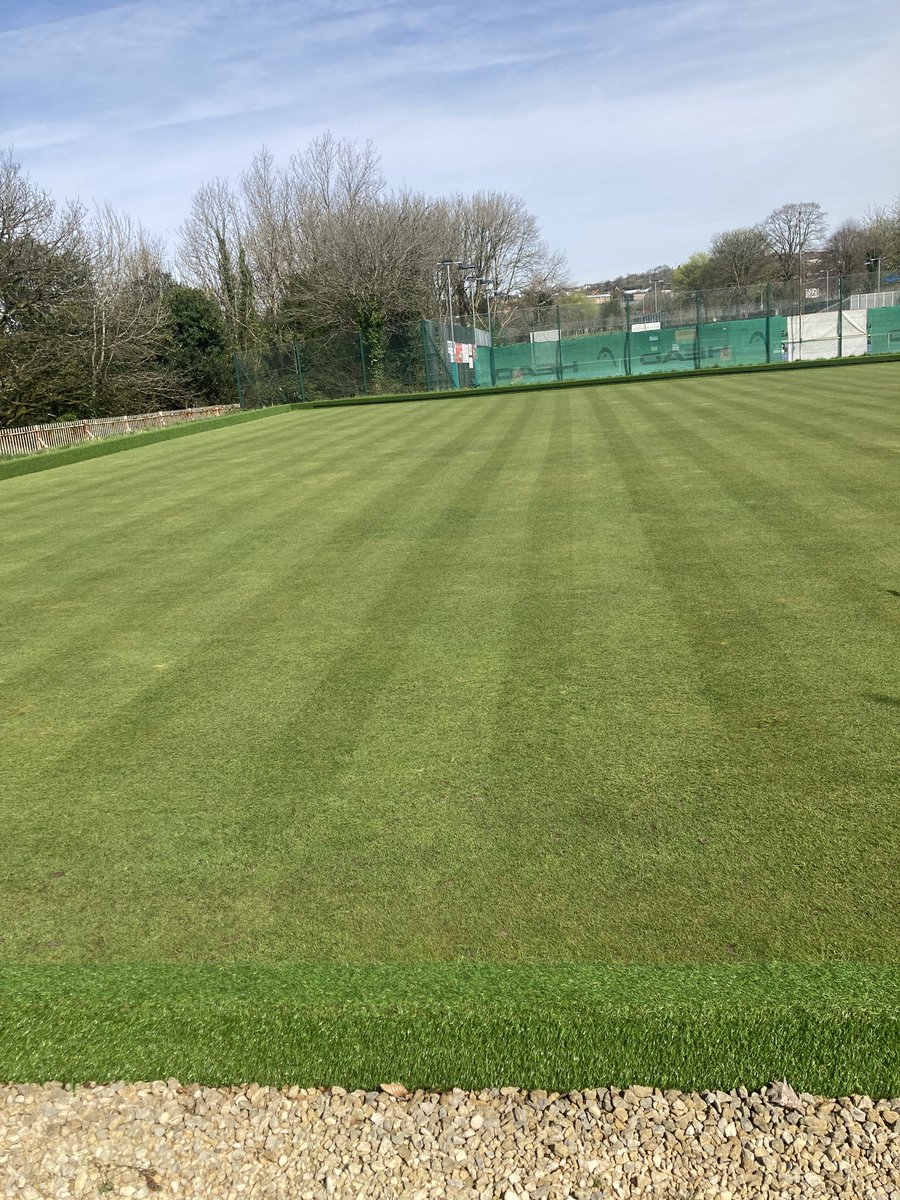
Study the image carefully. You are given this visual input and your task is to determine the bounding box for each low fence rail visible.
[0,405,239,459]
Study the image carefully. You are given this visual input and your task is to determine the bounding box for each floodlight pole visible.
[650,277,660,316]
[458,263,477,332]
[477,278,493,334]
[439,259,457,387]
[457,263,478,385]
[478,278,496,387]
[439,259,456,346]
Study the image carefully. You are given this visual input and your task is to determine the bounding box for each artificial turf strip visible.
[0,403,293,483]
[1,361,899,1085]
[2,965,900,1093]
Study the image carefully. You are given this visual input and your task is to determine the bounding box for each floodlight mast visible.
[477,278,493,335]
[438,259,456,347]
[457,263,477,346]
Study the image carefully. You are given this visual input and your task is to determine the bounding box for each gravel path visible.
[2,1080,899,1199]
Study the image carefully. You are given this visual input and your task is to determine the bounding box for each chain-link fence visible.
[233,323,431,408]
[462,275,900,391]
[234,276,900,406]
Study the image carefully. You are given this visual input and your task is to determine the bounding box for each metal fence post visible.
[292,342,307,403]
[765,283,772,363]
[556,305,563,381]
[694,292,702,370]
[837,276,844,359]
[233,354,245,408]
[420,321,432,390]
[624,301,632,376]
[358,330,369,395]
[488,307,496,387]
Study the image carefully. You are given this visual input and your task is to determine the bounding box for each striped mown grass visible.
[1,361,898,1086]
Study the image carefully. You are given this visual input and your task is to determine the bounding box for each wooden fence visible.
[0,405,240,459]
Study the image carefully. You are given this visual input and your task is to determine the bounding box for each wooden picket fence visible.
[0,405,240,459]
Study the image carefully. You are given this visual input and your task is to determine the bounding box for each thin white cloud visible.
[3,0,899,278]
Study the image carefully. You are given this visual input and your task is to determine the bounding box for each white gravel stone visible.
[1,1082,899,1197]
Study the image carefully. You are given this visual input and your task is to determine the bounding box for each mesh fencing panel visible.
[235,278,900,406]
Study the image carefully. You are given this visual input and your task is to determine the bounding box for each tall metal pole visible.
[765,283,772,363]
[480,280,496,387]
[556,304,563,381]
[445,261,456,347]
[797,247,803,362]
[694,291,702,370]
[837,275,844,359]
[440,259,457,388]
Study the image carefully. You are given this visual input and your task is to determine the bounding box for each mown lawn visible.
[1,361,898,1085]
[2,362,899,966]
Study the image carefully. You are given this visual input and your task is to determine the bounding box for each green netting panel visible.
[475,345,494,387]
[700,316,785,367]
[560,332,626,379]
[630,326,697,375]
[491,339,560,385]
[867,306,900,356]
[629,317,785,375]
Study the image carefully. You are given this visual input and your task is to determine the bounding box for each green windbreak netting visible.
[475,345,494,387]
[491,338,561,385]
[486,317,787,388]
[629,318,785,376]
[867,306,900,356]
[561,332,626,379]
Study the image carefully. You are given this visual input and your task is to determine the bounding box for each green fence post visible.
[488,308,496,387]
[358,330,369,395]
[232,354,245,408]
[837,276,844,359]
[420,321,433,391]
[624,301,632,375]
[555,305,563,381]
[292,342,307,404]
[765,284,772,363]
[694,292,702,370]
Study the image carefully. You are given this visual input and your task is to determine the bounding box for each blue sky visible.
[2,0,899,280]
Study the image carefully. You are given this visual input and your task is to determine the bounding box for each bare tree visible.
[177,177,257,349]
[762,202,827,280]
[824,219,868,277]
[86,203,183,412]
[707,226,772,289]
[240,146,297,330]
[290,131,384,218]
[435,190,567,327]
[0,150,92,425]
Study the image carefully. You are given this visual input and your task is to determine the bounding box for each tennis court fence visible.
[233,274,900,406]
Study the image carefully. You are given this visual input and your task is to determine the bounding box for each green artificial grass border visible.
[0,404,293,483]
[2,965,899,1094]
